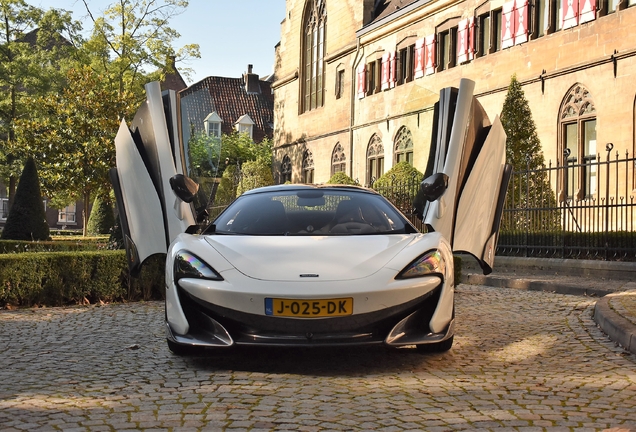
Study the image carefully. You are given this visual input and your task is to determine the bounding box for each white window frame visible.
[235,114,255,139]
[0,198,8,221]
[203,111,223,138]
[58,203,77,224]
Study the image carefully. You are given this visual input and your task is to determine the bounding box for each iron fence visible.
[370,175,425,232]
[498,150,636,261]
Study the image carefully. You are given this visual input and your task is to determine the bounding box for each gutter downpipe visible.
[350,38,363,181]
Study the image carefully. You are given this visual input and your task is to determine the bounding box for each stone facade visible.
[272,0,636,191]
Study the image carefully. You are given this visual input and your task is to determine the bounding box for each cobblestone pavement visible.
[1,285,635,431]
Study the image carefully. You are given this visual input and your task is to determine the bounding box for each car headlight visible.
[396,250,445,279]
[174,251,223,281]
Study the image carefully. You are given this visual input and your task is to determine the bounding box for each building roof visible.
[160,56,188,93]
[371,0,420,23]
[178,70,274,144]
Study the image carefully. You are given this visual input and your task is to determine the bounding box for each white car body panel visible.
[425,78,476,241]
[139,82,195,244]
[111,82,196,273]
[204,235,414,281]
[420,78,510,273]
[113,120,166,263]
[453,115,507,262]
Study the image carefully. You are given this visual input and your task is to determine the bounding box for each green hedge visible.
[0,239,110,254]
[0,251,165,307]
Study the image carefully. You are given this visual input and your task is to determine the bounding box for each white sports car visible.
[110,79,511,355]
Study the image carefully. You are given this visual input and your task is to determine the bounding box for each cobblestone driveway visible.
[1,285,635,431]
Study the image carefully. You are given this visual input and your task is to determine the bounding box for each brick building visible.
[272,0,636,192]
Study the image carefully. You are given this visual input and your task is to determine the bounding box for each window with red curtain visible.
[414,38,425,79]
[562,0,579,29]
[357,64,366,99]
[425,34,436,75]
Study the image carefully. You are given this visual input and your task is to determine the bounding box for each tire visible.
[416,336,454,353]
[167,339,202,356]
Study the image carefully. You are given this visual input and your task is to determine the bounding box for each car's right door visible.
[416,79,512,274]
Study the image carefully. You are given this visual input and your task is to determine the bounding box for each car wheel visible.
[416,336,453,353]
[167,339,202,356]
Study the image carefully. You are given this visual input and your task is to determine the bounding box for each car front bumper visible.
[165,279,454,348]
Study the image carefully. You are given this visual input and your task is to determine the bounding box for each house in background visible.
[178,64,275,152]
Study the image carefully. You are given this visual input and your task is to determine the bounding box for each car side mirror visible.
[412,172,450,220]
[420,173,449,202]
[169,174,199,203]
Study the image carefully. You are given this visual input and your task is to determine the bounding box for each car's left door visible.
[110,82,195,274]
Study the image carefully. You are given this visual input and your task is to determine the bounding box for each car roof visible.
[241,183,380,196]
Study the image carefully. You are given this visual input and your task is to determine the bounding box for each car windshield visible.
[211,188,415,236]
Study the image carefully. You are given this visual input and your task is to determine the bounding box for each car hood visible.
[204,234,416,281]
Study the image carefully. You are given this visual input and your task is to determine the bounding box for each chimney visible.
[244,64,260,94]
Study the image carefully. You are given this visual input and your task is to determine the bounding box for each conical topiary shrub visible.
[87,193,116,235]
[500,74,559,231]
[1,157,50,241]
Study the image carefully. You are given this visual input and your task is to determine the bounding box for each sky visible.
[35,0,287,85]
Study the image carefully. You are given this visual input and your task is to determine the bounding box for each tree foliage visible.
[1,157,49,241]
[214,165,238,206]
[0,0,81,197]
[235,158,275,196]
[186,132,273,206]
[500,75,560,231]
[86,193,116,235]
[372,162,424,213]
[186,131,273,179]
[78,0,199,98]
[12,66,135,234]
[327,172,359,186]
[373,161,423,189]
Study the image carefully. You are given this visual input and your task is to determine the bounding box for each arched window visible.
[559,83,597,200]
[281,155,292,183]
[331,143,346,175]
[301,0,326,113]
[366,134,384,186]
[394,126,414,165]
[302,150,315,183]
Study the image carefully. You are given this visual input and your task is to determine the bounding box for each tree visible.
[500,74,560,231]
[327,172,359,186]
[235,158,275,196]
[0,1,80,207]
[86,193,116,235]
[186,131,273,178]
[1,157,49,240]
[78,0,199,98]
[373,162,424,214]
[12,66,135,235]
[214,165,239,206]
[186,131,273,207]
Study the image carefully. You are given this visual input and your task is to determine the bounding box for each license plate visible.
[265,298,353,317]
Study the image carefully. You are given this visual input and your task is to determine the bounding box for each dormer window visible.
[204,112,223,138]
[235,114,255,139]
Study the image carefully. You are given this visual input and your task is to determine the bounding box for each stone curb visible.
[594,292,636,355]
[461,273,615,297]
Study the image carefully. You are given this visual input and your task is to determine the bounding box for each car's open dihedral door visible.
[110,82,195,275]
[420,79,512,274]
